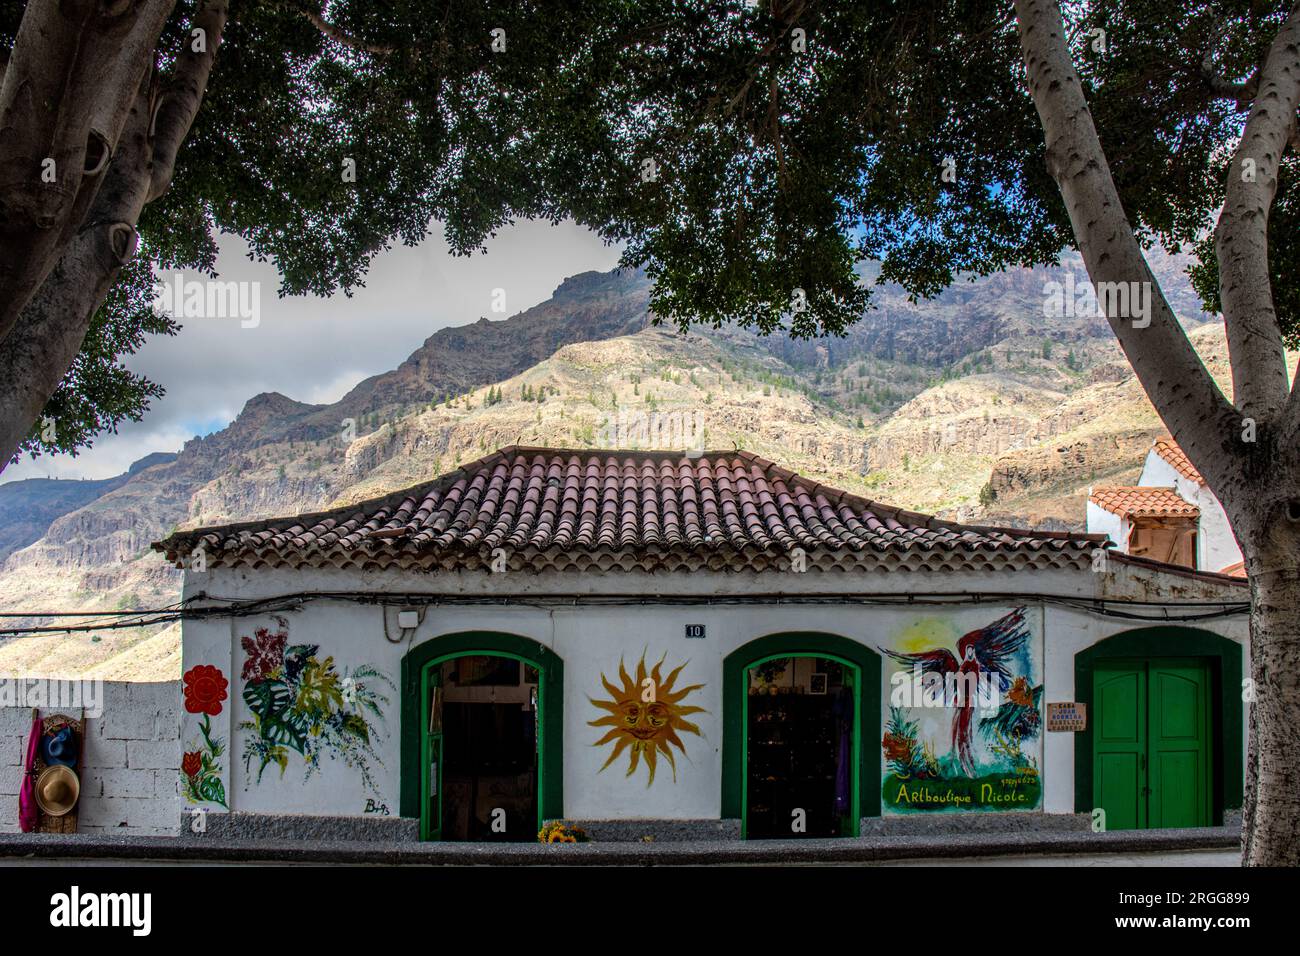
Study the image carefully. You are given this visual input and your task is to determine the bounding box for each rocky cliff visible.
[0,251,1243,678]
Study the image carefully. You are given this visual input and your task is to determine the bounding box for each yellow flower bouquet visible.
[538,820,590,844]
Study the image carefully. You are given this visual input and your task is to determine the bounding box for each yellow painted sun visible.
[589,653,705,786]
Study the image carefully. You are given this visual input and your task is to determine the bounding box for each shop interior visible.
[746,656,855,839]
[436,655,539,841]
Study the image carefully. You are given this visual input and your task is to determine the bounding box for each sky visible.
[2,220,623,484]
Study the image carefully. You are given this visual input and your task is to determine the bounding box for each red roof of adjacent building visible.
[154,446,1106,574]
[1089,486,1200,520]
[1152,436,1206,485]
[1218,560,1246,578]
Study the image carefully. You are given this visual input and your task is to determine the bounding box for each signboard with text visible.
[1046,702,1087,732]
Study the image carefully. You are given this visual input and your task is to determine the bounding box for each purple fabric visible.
[18,716,41,832]
[833,690,851,813]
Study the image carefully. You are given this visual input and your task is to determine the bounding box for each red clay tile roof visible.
[1152,436,1206,485]
[1218,560,1246,578]
[1089,486,1200,520]
[154,446,1107,574]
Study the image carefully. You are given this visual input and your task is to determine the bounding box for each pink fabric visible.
[18,716,41,832]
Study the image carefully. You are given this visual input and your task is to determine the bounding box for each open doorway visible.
[426,654,539,841]
[744,656,857,839]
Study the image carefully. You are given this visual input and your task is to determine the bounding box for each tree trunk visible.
[0,0,176,342]
[0,80,156,469]
[1241,512,1300,865]
[1014,0,1300,865]
[0,0,228,470]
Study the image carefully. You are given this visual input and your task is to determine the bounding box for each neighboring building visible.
[1088,436,1243,575]
[156,446,1248,842]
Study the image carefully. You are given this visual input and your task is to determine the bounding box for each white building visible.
[157,446,1249,842]
[1088,436,1243,575]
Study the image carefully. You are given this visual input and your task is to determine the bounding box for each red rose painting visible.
[180,665,229,809]
[183,664,229,716]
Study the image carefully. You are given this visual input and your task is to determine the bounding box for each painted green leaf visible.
[260,711,310,752]
[198,774,228,808]
[243,676,292,722]
[340,712,370,744]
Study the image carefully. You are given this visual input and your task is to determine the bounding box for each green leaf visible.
[243,677,292,723]
[259,711,311,753]
[340,712,370,744]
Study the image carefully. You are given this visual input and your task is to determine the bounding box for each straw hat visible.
[34,765,80,817]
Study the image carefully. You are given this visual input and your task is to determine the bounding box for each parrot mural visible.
[881,607,1031,777]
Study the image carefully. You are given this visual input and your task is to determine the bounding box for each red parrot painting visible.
[882,607,1031,777]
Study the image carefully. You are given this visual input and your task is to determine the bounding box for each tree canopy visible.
[4,0,1293,462]
[161,0,1300,339]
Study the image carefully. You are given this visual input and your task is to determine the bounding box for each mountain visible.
[0,452,177,563]
[0,251,1246,679]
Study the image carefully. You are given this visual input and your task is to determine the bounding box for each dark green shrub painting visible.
[238,618,393,792]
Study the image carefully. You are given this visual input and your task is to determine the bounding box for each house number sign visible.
[685,625,706,639]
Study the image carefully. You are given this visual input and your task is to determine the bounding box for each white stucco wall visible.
[1139,451,1242,572]
[1194,485,1242,572]
[178,560,1249,825]
[1086,501,1127,552]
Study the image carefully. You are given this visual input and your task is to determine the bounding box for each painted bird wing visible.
[882,646,960,676]
[968,607,1030,683]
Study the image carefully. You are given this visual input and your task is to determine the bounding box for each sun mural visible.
[589,653,705,786]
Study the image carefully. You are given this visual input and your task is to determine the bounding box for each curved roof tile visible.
[153,446,1105,574]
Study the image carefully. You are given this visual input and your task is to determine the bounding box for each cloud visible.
[4,219,622,483]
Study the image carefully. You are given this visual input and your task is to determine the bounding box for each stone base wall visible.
[184,811,418,842]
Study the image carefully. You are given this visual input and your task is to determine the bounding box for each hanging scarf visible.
[18,714,42,832]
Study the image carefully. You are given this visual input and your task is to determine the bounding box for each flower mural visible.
[180,664,229,809]
[589,652,705,786]
[237,618,393,793]
[183,664,229,716]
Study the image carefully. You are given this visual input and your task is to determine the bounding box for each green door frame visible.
[722,632,882,836]
[400,632,564,840]
[1074,626,1242,824]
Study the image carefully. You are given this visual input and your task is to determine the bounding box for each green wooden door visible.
[1148,660,1211,828]
[1094,663,1146,830]
[1093,660,1210,830]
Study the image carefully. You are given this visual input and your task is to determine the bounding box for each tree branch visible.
[1203,68,1260,109]
[148,0,230,203]
[1216,3,1300,425]
[280,1,396,55]
[1200,11,1262,110]
[1012,0,1241,496]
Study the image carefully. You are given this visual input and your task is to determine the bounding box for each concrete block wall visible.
[0,681,181,836]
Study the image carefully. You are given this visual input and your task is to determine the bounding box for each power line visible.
[0,589,1250,639]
